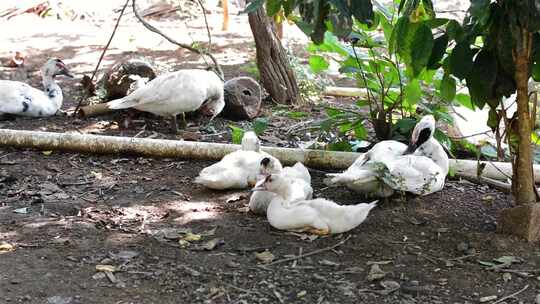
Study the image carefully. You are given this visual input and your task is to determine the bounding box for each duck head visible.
[41,58,74,78]
[251,174,286,195]
[200,97,225,120]
[403,115,436,155]
[259,157,282,176]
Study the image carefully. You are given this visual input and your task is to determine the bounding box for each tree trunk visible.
[512,30,537,204]
[248,3,299,104]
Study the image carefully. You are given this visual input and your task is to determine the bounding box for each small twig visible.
[265,235,351,266]
[491,284,529,304]
[194,0,212,54]
[448,130,492,140]
[73,0,130,114]
[132,0,223,79]
[456,173,511,193]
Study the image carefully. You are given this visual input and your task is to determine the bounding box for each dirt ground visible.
[1,1,540,304]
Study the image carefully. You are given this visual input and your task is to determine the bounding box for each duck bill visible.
[250,176,268,192]
[56,68,74,78]
[403,142,417,155]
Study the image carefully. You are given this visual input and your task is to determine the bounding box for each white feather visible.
[107,69,224,119]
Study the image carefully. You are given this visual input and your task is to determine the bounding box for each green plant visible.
[229,118,269,144]
[305,1,458,146]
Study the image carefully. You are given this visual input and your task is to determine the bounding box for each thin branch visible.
[74,0,130,114]
[456,173,511,193]
[194,0,212,54]
[264,235,351,266]
[491,285,529,304]
[132,0,223,79]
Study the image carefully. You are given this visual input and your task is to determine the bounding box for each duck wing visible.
[381,155,445,195]
[107,71,208,112]
[0,80,47,115]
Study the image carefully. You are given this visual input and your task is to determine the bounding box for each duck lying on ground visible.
[0,58,73,118]
[325,115,449,197]
[195,131,282,190]
[252,174,377,235]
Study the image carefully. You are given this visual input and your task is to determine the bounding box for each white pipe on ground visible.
[1,128,540,182]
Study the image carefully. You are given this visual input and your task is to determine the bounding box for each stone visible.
[498,203,540,242]
[222,77,262,120]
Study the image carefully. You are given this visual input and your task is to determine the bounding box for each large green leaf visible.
[266,0,282,16]
[455,93,475,110]
[440,73,456,102]
[404,78,422,107]
[351,0,374,25]
[427,34,448,69]
[421,0,435,18]
[449,43,475,79]
[282,0,296,16]
[410,22,434,76]
[308,55,330,73]
[466,50,498,109]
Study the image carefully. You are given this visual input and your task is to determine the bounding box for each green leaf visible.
[434,128,452,153]
[282,0,296,16]
[427,34,448,69]
[449,43,475,79]
[455,93,474,110]
[351,0,374,25]
[326,107,344,118]
[266,0,282,16]
[389,17,409,55]
[243,0,264,14]
[446,20,464,41]
[410,22,434,76]
[308,55,330,73]
[404,78,422,107]
[426,18,449,28]
[440,73,456,101]
[466,50,498,109]
[421,0,435,18]
[354,121,368,139]
[287,111,309,119]
[394,118,417,134]
[487,109,499,131]
[253,118,268,135]
[229,125,245,144]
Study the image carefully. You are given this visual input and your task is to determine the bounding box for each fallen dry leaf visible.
[183,233,202,242]
[0,242,15,253]
[255,250,275,263]
[95,264,116,272]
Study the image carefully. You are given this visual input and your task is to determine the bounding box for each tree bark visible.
[248,3,299,104]
[512,30,537,204]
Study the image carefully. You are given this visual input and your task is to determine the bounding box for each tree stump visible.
[247,3,299,104]
[498,203,540,242]
[222,77,262,120]
[99,58,156,101]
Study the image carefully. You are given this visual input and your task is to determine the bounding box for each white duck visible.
[0,58,73,117]
[325,115,449,197]
[252,174,377,235]
[106,69,225,133]
[195,131,282,190]
[249,157,313,215]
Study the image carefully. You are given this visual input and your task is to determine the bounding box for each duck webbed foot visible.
[307,227,330,236]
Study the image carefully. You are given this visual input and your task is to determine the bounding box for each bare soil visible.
[1,3,540,304]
